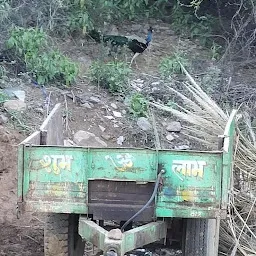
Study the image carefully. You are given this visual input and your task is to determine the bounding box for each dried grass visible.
[151,62,256,255]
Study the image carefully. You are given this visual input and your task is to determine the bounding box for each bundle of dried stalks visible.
[150,62,256,255]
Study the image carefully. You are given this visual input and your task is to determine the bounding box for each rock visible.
[99,125,106,132]
[122,110,126,115]
[101,134,112,141]
[117,136,125,145]
[64,139,77,146]
[4,100,26,112]
[113,111,122,118]
[13,90,25,102]
[166,121,181,132]
[137,117,152,131]
[152,81,160,86]
[0,114,8,124]
[74,130,107,147]
[111,103,118,109]
[114,124,119,128]
[108,229,122,240]
[3,88,25,102]
[166,134,174,142]
[105,115,114,120]
[82,102,92,109]
[89,96,101,103]
[175,145,190,150]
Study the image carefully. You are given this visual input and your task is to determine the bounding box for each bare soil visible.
[0,126,44,255]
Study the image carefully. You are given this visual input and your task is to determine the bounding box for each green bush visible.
[7,27,46,57]
[6,27,78,86]
[172,4,194,35]
[26,50,78,85]
[89,61,131,93]
[64,0,150,35]
[159,55,189,78]
[171,3,217,47]
[0,91,9,104]
[129,93,148,117]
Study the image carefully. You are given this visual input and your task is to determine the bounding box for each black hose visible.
[120,170,165,232]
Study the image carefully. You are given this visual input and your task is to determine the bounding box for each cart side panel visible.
[156,151,223,218]
[23,146,88,213]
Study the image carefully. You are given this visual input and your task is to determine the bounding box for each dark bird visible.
[88,27,153,66]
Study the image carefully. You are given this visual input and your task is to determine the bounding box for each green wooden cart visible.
[17,104,236,256]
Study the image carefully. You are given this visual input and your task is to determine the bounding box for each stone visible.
[108,229,122,240]
[117,136,125,145]
[89,96,101,103]
[64,139,77,146]
[0,114,8,124]
[99,125,106,132]
[3,88,26,102]
[111,103,118,109]
[82,102,92,109]
[166,121,181,132]
[113,111,122,118]
[105,116,114,120]
[4,100,26,112]
[166,134,174,142]
[74,130,107,147]
[101,134,112,141]
[137,117,152,131]
[175,145,190,150]
[13,90,25,102]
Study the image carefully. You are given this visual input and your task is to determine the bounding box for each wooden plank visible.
[40,103,63,146]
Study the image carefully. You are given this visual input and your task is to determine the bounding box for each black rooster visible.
[89,27,153,66]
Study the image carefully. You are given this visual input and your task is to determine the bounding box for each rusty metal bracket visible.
[79,218,167,256]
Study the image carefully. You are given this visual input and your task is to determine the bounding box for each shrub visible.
[0,90,9,104]
[6,27,78,86]
[159,54,189,78]
[89,61,131,93]
[129,93,148,117]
